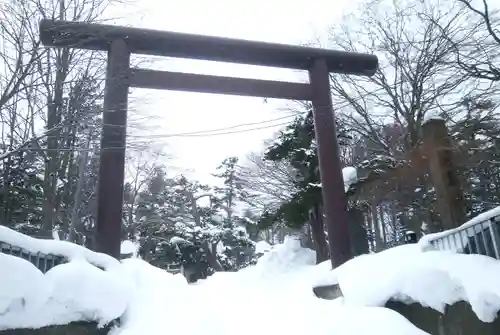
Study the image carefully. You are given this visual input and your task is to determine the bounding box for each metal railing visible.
[426,215,500,260]
[1,241,66,273]
[2,237,184,274]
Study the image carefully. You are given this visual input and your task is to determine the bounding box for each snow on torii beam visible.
[39,19,378,266]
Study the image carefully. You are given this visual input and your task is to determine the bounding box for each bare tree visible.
[323,0,489,237]
[439,0,500,81]
[236,151,298,212]
[68,132,91,241]
[25,0,116,235]
[0,0,46,225]
[122,150,164,238]
[0,0,42,113]
[329,0,480,153]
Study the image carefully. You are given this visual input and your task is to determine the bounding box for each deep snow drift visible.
[0,254,130,329]
[315,243,500,323]
[1,232,500,334]
[111,238,428,335]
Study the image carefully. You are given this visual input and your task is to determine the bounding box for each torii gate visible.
[39,19,378,268]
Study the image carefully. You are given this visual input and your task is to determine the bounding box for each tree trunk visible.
[347,208,369,256]
[203,241,224,271]
[371,201,383,251]
[1,154,13,225]
[42,1,69,236]
[43,51,69,235]
[379,206,387,246]
[68,137,90,242]
[310,204,329,264]
[364,212,375,251]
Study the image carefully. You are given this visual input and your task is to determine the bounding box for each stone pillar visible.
[422,118,466,230]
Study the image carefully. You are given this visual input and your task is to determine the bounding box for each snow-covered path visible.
[5,236,500,334]
[5,209,500,335]
[112,240,428,335]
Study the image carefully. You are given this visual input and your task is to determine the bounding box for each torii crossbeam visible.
[39,19,378,268]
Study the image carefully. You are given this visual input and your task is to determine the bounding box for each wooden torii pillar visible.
[39,19,378,267]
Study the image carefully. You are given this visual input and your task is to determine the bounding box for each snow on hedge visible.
[314,243,500,323]
[308,166,358,192]
[0,254,131,330]
[0,225,119,270]
[342,166,357,192]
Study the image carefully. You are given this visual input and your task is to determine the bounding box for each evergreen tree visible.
[259,106,360,262]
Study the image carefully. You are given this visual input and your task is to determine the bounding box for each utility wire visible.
[162,121,292,138]
[129,121,293,139]
[13,117,296,153]
[6,113,301,155]
[128,114,299,139]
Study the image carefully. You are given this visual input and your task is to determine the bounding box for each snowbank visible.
[315,244,500,322]
[7,226,499,335]
[110,259,188,335]
[114,236,427,335]
[252,236,315,276]
[255,240,272,254]
[0,254,131,330]
[120,240,139,257]
[112,237,426,335]
[0,254,47,317]
[0,226,119,270]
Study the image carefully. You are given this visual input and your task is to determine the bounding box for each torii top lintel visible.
[39,19,378,76]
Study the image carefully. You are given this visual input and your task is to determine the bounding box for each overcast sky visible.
[105,0,362,185]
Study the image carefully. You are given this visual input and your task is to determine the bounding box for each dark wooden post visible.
[422,118,466,230]
[96,39,130,258]
[309,59,352,268]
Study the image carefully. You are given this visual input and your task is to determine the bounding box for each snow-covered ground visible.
[109,238,428,335]
[1,229,500,334]
[316,243,500,323]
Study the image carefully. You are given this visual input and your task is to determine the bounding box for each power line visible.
[177,122,292,137]
[129,114,299,139]
[4,114,299,158]
[9,119,294,154]
[139,121,293,139]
